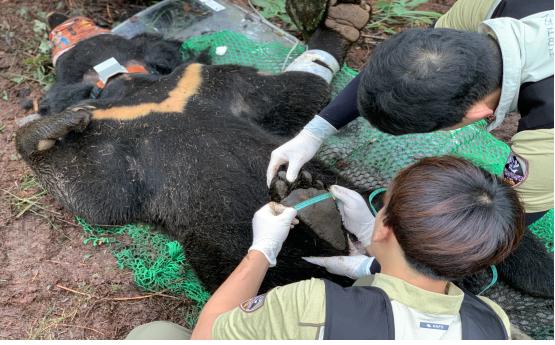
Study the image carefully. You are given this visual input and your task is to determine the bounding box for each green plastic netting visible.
[77,30,553,324]
[77,217,211,308]
[529,208,554,253]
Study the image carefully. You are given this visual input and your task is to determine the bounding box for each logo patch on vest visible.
[239,294,266,313]
[503,152,528,187]
[419,322,449,331]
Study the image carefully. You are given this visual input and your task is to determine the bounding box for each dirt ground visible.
[0,0,518,340]
[0,0,196,340]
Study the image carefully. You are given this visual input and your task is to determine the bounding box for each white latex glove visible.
[266,129,322,187]
[266,115,337,187]
[303,255,374,280]
[329,185,375,247]
[249,202,298,267]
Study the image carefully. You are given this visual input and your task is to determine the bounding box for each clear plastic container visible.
[112,0,299,46]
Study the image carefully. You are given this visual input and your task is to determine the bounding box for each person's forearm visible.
[319,74,361,129]
[191,250,270,339]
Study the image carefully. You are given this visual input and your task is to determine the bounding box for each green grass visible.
[25,17,55,88]
[27,303,80,340]
[27,284,97,339]
[3,173,49,219]
[7,10,55,89]
[250,0,296,29]
[249,0,441,36]
[368,0,442,35]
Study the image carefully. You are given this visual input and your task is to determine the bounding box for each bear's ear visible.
[47,12,70,31]
[281,188,347,251]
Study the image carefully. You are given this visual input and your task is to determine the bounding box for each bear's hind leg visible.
[16,106,93,159]
[496,229,554,298]
[245,6,369,137]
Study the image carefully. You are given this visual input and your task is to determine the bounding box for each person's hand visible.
[249,202,299,267]
[303,255,374,279]
[267,115,338,187]
[266,129,322,187]
[329,185,375,246]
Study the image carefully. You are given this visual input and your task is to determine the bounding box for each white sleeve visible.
[481,10,553,83]
[479,10,554,130]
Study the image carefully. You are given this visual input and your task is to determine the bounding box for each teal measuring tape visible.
[478,265,498,295]
[293,192,334,211]
[368,188,387,216]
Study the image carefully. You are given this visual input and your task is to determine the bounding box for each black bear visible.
[16,8,368,292]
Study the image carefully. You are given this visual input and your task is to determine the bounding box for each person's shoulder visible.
[272,278,326,310]
[212,279,326,340]
[282,278,327,320]
[281,277,325,290]
[435,0,498,32]
[478,295,511,338]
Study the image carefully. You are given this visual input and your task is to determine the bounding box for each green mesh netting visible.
[182,31,359,97]
[76,30,553,323]
[77,217,210,308]
[529,208,554,253]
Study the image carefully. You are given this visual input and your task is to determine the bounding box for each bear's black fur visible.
[17,24,358,292]
[39,32,207,116]
[495,220,554,297]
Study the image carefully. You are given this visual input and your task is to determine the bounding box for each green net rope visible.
[529,208,554,253]
[75,31,552,324]
[77,217,211,308]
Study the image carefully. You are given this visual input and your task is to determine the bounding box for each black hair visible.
[357,28,502,135]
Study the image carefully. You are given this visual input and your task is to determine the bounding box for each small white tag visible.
[419,322,449,331]
[215,46,228,56]
[198,0,225,12]
[93,57,128,84]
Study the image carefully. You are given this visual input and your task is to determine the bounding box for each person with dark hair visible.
[357,28,503,134]
[152,156,522,340]
[266,0,553,221]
